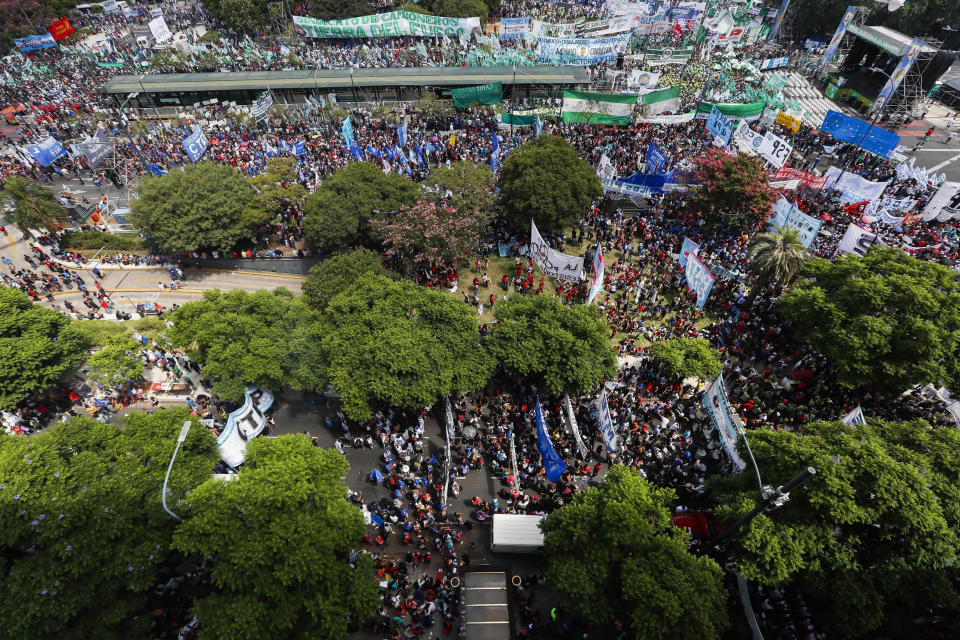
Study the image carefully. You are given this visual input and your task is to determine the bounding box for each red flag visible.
[48,18,75,41]
[673,22,682,35]
[843,201,869,214]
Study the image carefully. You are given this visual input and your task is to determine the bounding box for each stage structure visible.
[819,5,952,120]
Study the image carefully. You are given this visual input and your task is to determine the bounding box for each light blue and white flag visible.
[535,397,567,482]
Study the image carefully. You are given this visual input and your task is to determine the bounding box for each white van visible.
[490,514,545,554]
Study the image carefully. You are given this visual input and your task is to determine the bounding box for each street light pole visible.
[162,421,192,521]
[707,466,816,549]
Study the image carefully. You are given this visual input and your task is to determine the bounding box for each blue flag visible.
[398,115,408,147]
[424,141,436,153]
[350,144,363,161]
[645,141,668,174]
[367,145,381,158]
[534,116,543,137]
[396,145,411,175]
[414,143,425,168]
[294,140,306,156]
[25,137,67,167]
[820,110,899,158]
[147,163,167,177]
[535,397,566,483]
[341,116,354,147]
[279,139,292,154]
[490,133,501,171]
[181,126,208,163]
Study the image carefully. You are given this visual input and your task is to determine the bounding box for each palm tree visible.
[745,226,809,306]
[2,177,67,236]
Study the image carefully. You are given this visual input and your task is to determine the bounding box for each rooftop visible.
[101,66,590,94]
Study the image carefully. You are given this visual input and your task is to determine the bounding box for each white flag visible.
[841,406,866,426]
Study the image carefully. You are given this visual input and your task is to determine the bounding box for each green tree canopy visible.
[200,0,271,32]
[308,0,371,19]
[0,409,218,639]
[130,161,258,254]
[422,160,497,225]
[0,288,87,410]
[167,289,327,401]
[87,336,145,388]
[542,466,729,640]
[247,156,307,229]
[779,246,960,393]
[487,295,616,396]
[689,149,779,230]
[648,338,722,381]
[172,435,378,640]
[302,248,394,311]
[709,419,960,637]
[500,135,602,233]
[746,225,809,302]
[322,275,494,419]
[424,0,489,19]
[303,162,420,253]
[2,176,68,233]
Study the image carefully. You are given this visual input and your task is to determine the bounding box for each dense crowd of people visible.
[2,1,960,639]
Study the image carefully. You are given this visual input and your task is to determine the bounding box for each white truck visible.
[490,514,545,554]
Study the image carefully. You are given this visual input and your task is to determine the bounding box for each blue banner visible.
[341,116,354,147]
[767,198,822,248]
[822,7,856,69]
[294,140,306,156]
[398,116,408,147]
[768,0,791,40]
[25,137,67,167]
[500,17,529,41]
[684,252,715,310]
[706,106,733,147]
[820,110,899,158]
[490,132,500,171]
[181,125,208,163]
[534,116,543,137]
[535,397,567,483]
[872,38,924,115]
[669,7,698,20]
[678,237,700,269]
[645,141,667,174]
[595,388,619,453]
[14,34,57,52]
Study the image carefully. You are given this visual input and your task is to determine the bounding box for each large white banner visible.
[628,70,661,92]
[636,112,697,125]
[564,394,589,458]
[824,167,890,202]
[921,181,960,222]
[732,120,765,154]
[760,131,793,168]
[576,16,636,37]
[701,375,747,472]
[529,219,584,282]
[294,12,480,38]
[595,388,619,453]
[529,19,577,38]
[148,16,172,43]
[836,223,876,258]
[217,387,274,467]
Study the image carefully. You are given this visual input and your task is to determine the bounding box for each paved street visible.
[0,231,303,311]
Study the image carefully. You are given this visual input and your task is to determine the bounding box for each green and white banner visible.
[293,11,480,39]
[450,82,503,108]
[644,47,694,66]
[641,86,681,116]
[561,90,637,125]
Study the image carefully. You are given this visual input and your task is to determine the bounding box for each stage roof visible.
[846,24,939,57]
[102,66,590,94]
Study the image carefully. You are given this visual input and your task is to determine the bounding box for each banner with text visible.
[702,375,747,472]
[530,219,584,282]
[294,12,480,38]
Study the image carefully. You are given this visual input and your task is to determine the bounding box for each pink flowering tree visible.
[370,201,483,273]
[689,149,779,230]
